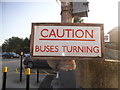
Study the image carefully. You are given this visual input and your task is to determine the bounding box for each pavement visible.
[0,58,56,90]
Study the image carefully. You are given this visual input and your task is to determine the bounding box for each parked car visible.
[23,56,51,68]
[15,54,20,58]
[0,53,2,58]
[23,53,30,58]
[2,52,20,58]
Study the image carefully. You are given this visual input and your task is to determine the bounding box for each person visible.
[51,60,76,90]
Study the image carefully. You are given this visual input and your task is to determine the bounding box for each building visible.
[107,27,119,44]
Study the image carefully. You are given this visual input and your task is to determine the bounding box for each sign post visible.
[20,52,23,82]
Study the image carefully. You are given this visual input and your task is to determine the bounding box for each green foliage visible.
[74,17,84,23]
[2,37,30,54]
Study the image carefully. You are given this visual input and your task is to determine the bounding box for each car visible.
[15,54,20,58]
[2,52,20,58]
[23,56,51,68]
[23,53,30,58]
[0,53,2,58]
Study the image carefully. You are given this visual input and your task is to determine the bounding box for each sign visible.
[30,23,104,58]
[104,34,110,42]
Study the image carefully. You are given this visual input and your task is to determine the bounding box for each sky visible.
[0,0,119,45]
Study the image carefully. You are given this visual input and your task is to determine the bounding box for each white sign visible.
[104,34,110,42]
[31,24,103,57]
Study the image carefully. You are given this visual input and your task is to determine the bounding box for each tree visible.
[2,37,30,54]
[22,37,30,53]
[74,17,84,23]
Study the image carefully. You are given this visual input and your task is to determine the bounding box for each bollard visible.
[37,60,39,83]
[2,67,8,90]
[26,68,30,90]
[37,68,39,83]
[20,52,23,82]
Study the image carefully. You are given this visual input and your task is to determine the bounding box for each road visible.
[0,58,56,89]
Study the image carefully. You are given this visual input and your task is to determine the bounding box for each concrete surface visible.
[76,60,119,88]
